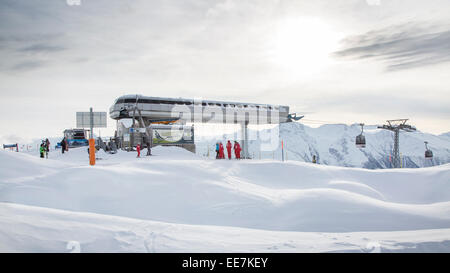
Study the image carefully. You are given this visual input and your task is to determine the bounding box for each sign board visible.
[76,112,107,128]
[120,125,194,145]
[152,125,194,144]
[3,144,18,149]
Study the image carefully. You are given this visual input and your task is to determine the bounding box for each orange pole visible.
[89,138,95,166]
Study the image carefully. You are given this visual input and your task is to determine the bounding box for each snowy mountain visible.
[196,123,450,169]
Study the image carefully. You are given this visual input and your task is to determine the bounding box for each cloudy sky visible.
[0,0,449,143]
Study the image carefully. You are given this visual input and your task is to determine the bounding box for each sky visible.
[0,0,449,144]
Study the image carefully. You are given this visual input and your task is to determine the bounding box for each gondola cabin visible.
[355,134,366,148]
[355,123,366,148]
[424,141,433,159]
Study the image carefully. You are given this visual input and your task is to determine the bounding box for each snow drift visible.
[2,202,449,253]
[1,146,449,252]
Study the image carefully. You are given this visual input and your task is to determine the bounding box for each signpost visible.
[76,109,107,166]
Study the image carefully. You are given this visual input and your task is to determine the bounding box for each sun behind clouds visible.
[266,17,342,79]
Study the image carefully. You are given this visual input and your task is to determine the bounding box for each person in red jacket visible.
[234,141,241,159]
[226,140,232,159]
[136,144,141,158]
[219,142,225,159]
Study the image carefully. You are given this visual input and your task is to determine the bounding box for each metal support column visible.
[240,122,249,159]
[89,107,94,139]
[147,124,153,156]
[89,107,95,166]
[393,128,400,168]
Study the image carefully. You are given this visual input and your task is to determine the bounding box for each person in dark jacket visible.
[45,138,50,158]
[61,137,66,154]
[45,139,50,152]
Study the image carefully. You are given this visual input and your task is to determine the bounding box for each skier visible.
[215,142,220,159]
[226,140,232,159]
[143,135,151,156]
[312,155,317,164]
[45,139,50,151]
[61,137,66,154]
[147,144,151,156]
[65,138,69,152]
[39,143,45,158]
[234,141,241,159]
[45,138,50,158]
[136,144,141,158]
[219,142,224,159]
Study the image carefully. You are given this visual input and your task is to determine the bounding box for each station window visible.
[124,98,138,103]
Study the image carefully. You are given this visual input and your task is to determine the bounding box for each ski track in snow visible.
[0,146,449,252]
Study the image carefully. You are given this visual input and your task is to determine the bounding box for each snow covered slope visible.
[2,202,449,253]
[0,147,449,252]
[197,123,450,169]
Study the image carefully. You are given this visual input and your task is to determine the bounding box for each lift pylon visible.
[378,119,416,168]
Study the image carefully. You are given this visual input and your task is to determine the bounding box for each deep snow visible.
[0,146,449,252]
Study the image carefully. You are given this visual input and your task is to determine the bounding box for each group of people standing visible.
[39,138,50,159]
[39,137,69,158]
[215,140,241,160]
